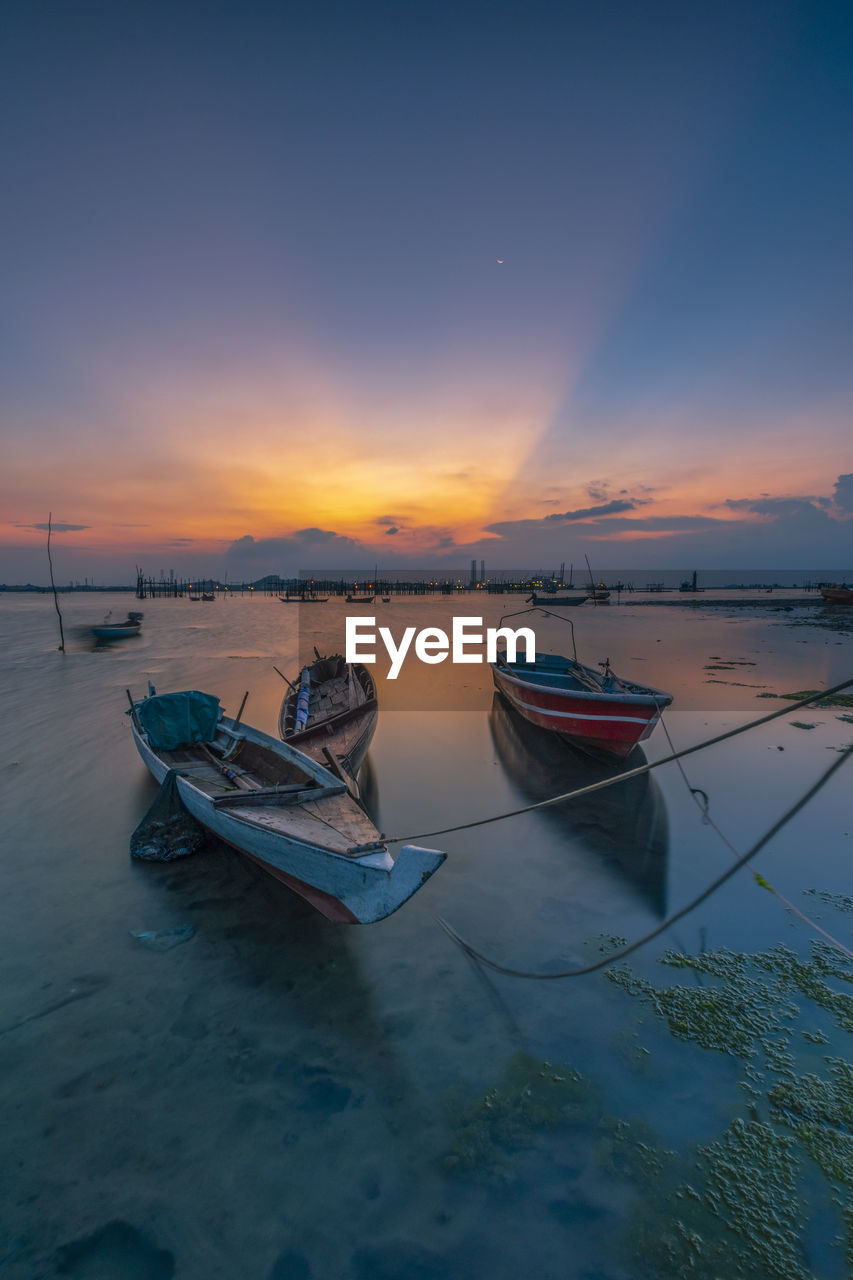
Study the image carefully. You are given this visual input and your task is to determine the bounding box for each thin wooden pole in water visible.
[47,513,65,652]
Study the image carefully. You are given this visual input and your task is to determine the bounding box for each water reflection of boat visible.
[489,694,668,916]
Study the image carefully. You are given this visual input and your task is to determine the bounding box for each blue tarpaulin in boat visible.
[137,691,221,751]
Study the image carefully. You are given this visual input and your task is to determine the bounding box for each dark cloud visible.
[723,496,821,518]
[384,526,400,535]
[724,476,853,521]
[833,473,853,512]
[586,514,724,533]
[544,498,640,522]
[226,527,364,569]
[485,498,642,537]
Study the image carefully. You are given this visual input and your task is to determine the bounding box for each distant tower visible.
[480,560,485,583]
[470,559,477,588]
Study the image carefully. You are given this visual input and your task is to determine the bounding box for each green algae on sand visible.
[607,936,853,1276]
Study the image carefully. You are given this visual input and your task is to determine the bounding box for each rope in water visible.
[384,676,853,845]
[436,741,853,979]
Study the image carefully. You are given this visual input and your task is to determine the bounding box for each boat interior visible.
[281,657,373,737]
[497,651,662,699]
[157,725,318,794]
[146,721,382,856]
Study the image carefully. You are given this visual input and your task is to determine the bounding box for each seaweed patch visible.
[608,939,853,1275]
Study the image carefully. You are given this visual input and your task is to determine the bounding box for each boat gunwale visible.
[492,660,673,707]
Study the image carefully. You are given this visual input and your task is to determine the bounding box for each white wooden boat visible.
[129,689,444,924]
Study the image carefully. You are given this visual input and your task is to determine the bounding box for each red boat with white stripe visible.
[491,650,673,759]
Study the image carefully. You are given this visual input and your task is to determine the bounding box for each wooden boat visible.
[129,688,444,924]
[346,594,375,603]
[279,595,329,603]
[92,610,143,638]
[491,649,673,759]
[588,589,611,602]
[526,592,588,607]
[278,654,378,792]
[819,584,853,604]
[201,592,215,602]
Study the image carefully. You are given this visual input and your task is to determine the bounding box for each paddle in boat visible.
[92,610,143,639]
[128,688,444,923]
[277,652,378,798]
[490,619,672,759]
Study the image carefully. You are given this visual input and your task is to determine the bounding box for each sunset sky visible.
[2,0,852,584]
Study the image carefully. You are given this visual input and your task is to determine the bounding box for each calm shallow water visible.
[1,591,851,1278]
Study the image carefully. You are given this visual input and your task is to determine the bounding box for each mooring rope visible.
[385,677,853,845]
[653,698,853,960]
[436,741,853,979]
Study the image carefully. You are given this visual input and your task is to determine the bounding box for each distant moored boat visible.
[819,584,853,604]
[92,610,143,639]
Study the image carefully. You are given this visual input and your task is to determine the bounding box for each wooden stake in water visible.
[47,512,65,652]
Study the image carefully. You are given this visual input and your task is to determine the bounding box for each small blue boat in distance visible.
[526,592,588,607]
[92,610,143,639]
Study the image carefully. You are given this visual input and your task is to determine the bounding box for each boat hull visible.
[491,663,670,759]
[284,702,378,778]
[528,593,587,607]
[92,625,141,638]
[131,709,443,923]
[819,586,853,604]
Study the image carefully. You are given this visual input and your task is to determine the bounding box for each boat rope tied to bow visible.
[383,676,853,846]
